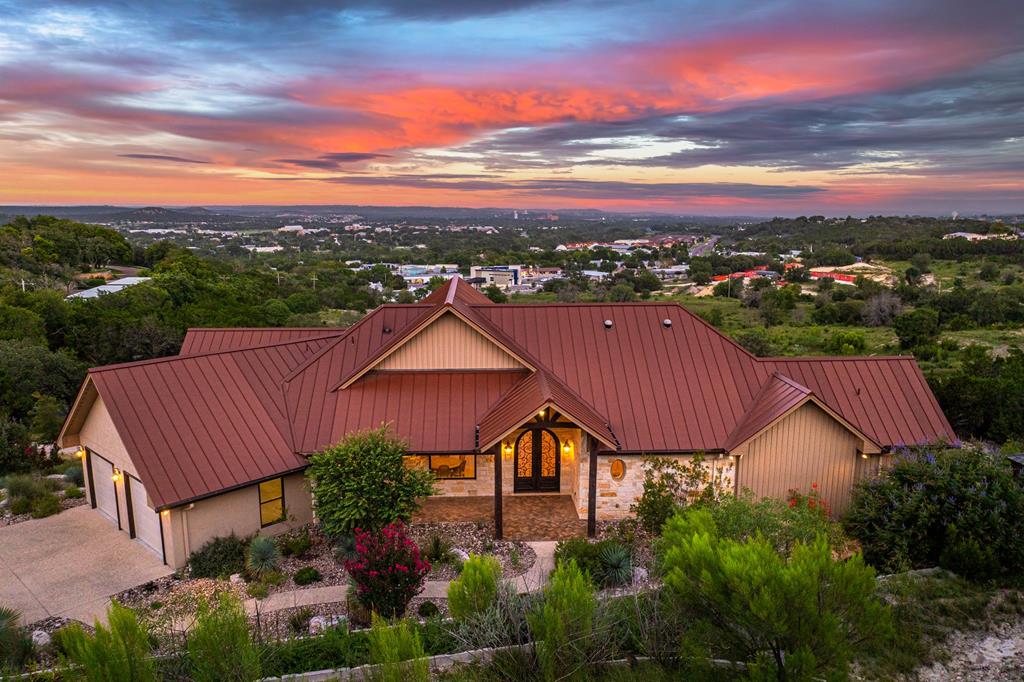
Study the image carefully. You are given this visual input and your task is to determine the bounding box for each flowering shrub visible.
[844,445,1024,580]
[787,482,831,517]
[343,522,430,618]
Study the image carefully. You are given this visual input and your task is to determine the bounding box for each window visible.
[258,478,285,527]
[429,455,475,479]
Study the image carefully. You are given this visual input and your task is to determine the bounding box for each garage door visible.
[90,454,118,524]
[128,476,163,559]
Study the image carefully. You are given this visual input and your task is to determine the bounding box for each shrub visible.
[64,486,84,499]
[294,566,322,586]
[844,445,1024,580]
[421,534,454,565]
[189,533,248,579]
[343,522,430,619]
[708,488,846,556]
[64,462,84,487]
[279,528,311,558]
[417,601,439,619]
[31,492,62,518]
[259,626,370,677]
[288,607,314,635]
[368,614,429,682]
[554,538,632,588]
[447,554,502,620]
[247,582,269,600]
[4,474,46,502]
[188,593,261,682]
[0,605,33,669]
[528,559,597,682]
[660,508,890,680]
[630,455,725,534]
[59,601,158,682]
[247,536,280,578]
[9,496,31,515]
[306,427,436,538]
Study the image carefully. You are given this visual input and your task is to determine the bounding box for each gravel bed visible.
[408,522,536,580]
[252,601,350,640]
[0,488,87,527]
[272,526,349,594]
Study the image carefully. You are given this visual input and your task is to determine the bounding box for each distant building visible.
[469,265,522,291]
[942,231,1015,241]
[66,277,152,300]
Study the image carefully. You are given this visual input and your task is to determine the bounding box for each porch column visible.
[493,444,503,539]
[587,437,598,537]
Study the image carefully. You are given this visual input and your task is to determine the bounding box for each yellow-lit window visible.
[429,455,475,479]
[259,478,285,527]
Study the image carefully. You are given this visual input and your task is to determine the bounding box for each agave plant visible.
[246,536,280,578]
[598,542,633,588]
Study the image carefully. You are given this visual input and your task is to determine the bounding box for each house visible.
[66,277,152,300]
[58,278,954,568]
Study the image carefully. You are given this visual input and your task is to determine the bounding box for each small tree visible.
[630,455,726,534]
[306,427,435,538]
[367,614,429,682]
[661,508,890,680]
[448,554,502,620]
[528,559,598,682]
[187,594,261,682]
[344,522,430,619]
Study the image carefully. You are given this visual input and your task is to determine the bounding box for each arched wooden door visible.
[514,428,560,492]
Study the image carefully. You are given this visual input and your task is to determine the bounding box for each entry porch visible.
[412,494,586,541]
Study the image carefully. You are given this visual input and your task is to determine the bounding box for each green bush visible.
[260,627,370,677]
[448,554,502,620]
[660,508,890,681]
[421,534,454,565]
[10,496,31,515]
[64,486,84,499]
[279,528,311,558]
[59,601,159,682]
[844,445,1024,580]
[417,600,439,619]
[4,474,46,501]
[247,536,280,578]
[293,566,322,586]
[554,538,632,588]
[368,614,429,682]
[0,605,33,669]
[707,489,846,556]
[188,594,261,682]
[528,559,597,682]
[630,455,724,534]
[64,462,84,487]
[30,492,62,518]
[189,533,248,579]
[305,427,436,538]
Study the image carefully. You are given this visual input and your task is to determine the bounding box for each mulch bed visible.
[408,522,536,580]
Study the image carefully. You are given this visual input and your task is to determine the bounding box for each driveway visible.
[0,506,172,626]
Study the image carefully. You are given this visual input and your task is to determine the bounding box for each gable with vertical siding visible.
[377,312,524,371]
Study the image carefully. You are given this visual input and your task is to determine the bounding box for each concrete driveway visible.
[0,506,172,626]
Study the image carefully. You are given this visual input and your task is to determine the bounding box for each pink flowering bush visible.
[343,522,430,618]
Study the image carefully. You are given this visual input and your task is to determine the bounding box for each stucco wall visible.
[734,401,863,514]
[165,473,313,568]
[79,395,140,537]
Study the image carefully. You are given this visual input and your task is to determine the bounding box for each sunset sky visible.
[1,0,1021,214]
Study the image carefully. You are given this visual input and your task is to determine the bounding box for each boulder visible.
[229,573,244,585]
[309,614,348,635]
[31,630,51,648]
[452,548,471,563]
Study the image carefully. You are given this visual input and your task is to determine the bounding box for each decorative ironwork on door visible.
[514,428,560,492]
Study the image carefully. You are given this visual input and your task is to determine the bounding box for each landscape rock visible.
[452,548,471,563]
[31,630,51,648]
[309,614,348,635]
[45,474,67,481]
[229,573,244,585]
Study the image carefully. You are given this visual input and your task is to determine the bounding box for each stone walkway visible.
[414,495,585,541]
[245,541,557,615]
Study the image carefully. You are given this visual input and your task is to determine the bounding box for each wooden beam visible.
[587,437,598,537]
[493,445,503,540]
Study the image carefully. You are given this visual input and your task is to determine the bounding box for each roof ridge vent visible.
[603,319,613,329]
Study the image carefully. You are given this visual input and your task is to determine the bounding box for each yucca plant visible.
[0,606,33,669]
[598,543,633,587]
[246,536,280,578]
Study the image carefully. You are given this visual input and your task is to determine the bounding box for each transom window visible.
[429,455,475,479]
[258,478,285,527]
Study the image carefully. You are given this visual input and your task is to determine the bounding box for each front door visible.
[514,428,560,492]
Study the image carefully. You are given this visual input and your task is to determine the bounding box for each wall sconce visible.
[161,509,170,517]
[860,452,869,459]
[77,447,86,459]
[562,441,574,459]
[727,454,735,462]
[502,442,513,460]
[111,468,121,482]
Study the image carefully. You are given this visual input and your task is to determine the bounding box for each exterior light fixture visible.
[562,441,574,459]
[861,452,869,459]
[161,509,170,517]
[77,447,85,459]
[502,442,513,459]
[727,455,735,462]
[111,468,121,482]
[538,409,545,418]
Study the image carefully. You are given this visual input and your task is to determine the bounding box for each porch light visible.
[111,468,121,482]
[76,447,85,459]
[562,441,574,459]
[727,455,735,462]
[161,509,170,517]
[861,452,869,459]
[538,409,545,418]
[502,442,513,459]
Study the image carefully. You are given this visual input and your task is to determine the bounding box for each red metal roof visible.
[477,370,618,451]
[180,327,348,354]
[61,277,955,508]
[724,372,812,451]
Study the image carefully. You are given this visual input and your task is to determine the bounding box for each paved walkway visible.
[0,506,172,626]
[245,541,558,615]
[414,495,586,541]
